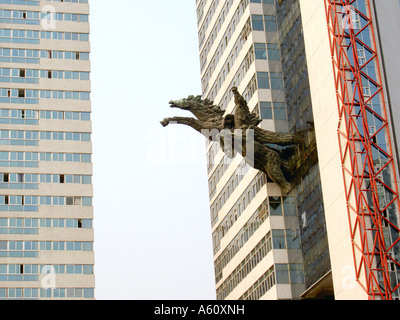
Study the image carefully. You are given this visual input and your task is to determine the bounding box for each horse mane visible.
[185,95,226,116]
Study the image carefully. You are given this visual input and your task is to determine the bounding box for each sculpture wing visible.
[232,87,262,127]
[249,111,262,126]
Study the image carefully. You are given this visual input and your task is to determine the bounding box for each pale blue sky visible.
[90,1,216,299]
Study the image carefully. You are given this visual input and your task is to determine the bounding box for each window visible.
[270,73,283,90]
[264,15,277,32]
[286,230,300,249]
[66,197,73,206]
[81,112,90,121]
[289,264,304,284]
[269,197,282,215]
[252,15,264,31]
[283,197,296,216]
[254,43,267,60]
[260,102,272,119]
[272,230,286,249]
[18,89,25,98]
[19,69,25,78]
[276,264,289,284]
[273,102,287,120]
[257,72,270,89]
[267,43,280,60]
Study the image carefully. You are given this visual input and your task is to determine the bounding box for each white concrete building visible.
[0,0,94,299]
[196,0,400,300]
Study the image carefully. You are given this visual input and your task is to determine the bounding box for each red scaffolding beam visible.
[324,0,400,299]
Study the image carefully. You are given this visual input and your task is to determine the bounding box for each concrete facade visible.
[197,0,400,300]
[197,0,306,300]
[0,0,94,299]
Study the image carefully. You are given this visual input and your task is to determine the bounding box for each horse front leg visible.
[159,116,207,133]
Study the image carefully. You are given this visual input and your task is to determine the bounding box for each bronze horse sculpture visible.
[160,87,306,194]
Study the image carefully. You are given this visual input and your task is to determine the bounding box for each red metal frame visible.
[324,0,400,299]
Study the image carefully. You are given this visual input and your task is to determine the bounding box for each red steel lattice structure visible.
[324,0,400,299]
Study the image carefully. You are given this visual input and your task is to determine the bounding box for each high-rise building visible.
[0,0,94,299]
[196,0,400,300]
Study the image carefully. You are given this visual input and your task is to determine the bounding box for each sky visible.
[89,1,217,300]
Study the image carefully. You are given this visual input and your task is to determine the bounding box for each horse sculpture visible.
[160,87,306,194]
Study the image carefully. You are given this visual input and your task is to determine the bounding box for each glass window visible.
[75,265,82,274]
[81,154,91,163]
[75,288,83,298]
[82,220,92,229]
[73,154,80,162]
[286,230,300,249]
[83,242,93,251]
[82,176,91,184]
[83,265,93,274]
[0,218,7,227]
[269,197,282,215]
[66,197,73,206]
[80,52,89,60]
[264,15,277,32]
[66,265,74,274]
[80,33,89,41]
[270,73,283,90]
[267,43,280,60]
[0,241,7,250]
[251,15,264,31]
[81,112,90,121]
[289,264,304,284]
[82,197,92,206]
[74,242,82,251]
[260,102,272,120]
[81,133,90,141]
[283,197,296,216]
[84,288,94,299]
[66,241,74,250]
[80,92,90,100]
[80,72,90,80]
[276,264,289,284]
[254,43,267,60]
[272,230,286,249]
[257,72,270,89]
[273,102,287,120]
